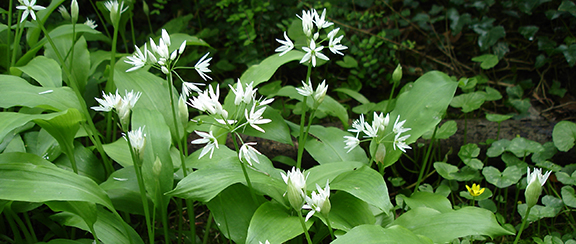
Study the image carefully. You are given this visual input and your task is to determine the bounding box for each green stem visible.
[127,139,154,244]
[9,209,33,243]
[10,14,23,68]
[202,212,214,244]
[232,134,259,205]
[414,125,437,194]
[384,80,398,113]
[167,72,196,244]
[6,0,13,71]
[105,26,119,143]
[297,210,313,244]
[326,216,335,240]
[513,207,532,244]
[4,209,23,243]
[89,0,111,38]
[296,64,313,169]
[22,212,37,243]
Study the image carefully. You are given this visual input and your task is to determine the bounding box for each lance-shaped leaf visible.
[241,51,305,87]
[0,152,114,210]
[328,191,376,231]
[0,75,83,111]
[305,125,369,165]
[14,56,62,87]
[331,165,393,213]
[245,202,312,244]
[0,111,66,146]
[46,201,98,239]
[391,206,514,243]
[381,71,458,168]
[34,108,84,172]
[331,224,433,244]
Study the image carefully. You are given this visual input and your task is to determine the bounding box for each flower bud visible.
[287,181,305,210]
[152,156,162,176]
[70,0,79,23]
[281,167,307,210]
[525,167,551,208]
[392,64,402,84]
[142,0,150,17]
[58,6,71,20]
[374,143,386,164]
[178,95,189,128]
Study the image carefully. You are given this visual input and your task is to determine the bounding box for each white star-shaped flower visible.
[393,133,411,153]
[275,31,294,56]
[296,78,314,97]
[300,39,329,67]
[312,8,333,29]
[239,142,262,166]
[245,105,272,133]
[195,52,213,81]
[16,0,46,23]
[191,130,219,159]
[343,135,360,153]
[125,45,148,72]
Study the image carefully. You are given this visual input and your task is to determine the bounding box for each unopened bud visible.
[392,64,402,84]
[525,178,542,209]
[71,0,79,23]
[142,0,150,17]
[58,6,71,20]
[178,95,189,127]
[374,143,386,164]
[287,181,305,210]
[152,156,162,176]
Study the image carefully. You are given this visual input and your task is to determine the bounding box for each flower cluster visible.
[187,80,274,160]
[91,89,141,130]
[125,29,212,81]
[282,167,331,222]
[296,78,328,105]
[275,8,347,67]
[344,112,412,154]
[125,126,146,162]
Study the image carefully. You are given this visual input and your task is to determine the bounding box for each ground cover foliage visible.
[0,0,576,243]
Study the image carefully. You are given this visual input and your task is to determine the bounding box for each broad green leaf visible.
[46,201,98,237]
[484,86,503,101]
[557,44,576,67]
[245,202,312,244]
[305,125,368,165]
[115,58,183,142]
[318,95,349,127]
[392,207,513,243]
[328,192,376,231]
[472,54,499,69]
[486,113,512,122]
[561,186,576,208]
[518,196,563,221]
[532,141,557,164]
[382,71,458,168]
[501,153,528,169]
[331,165,393,213]
[482,166,523,188]
[450,91,486,113]
[331,224,433,244]
[518,26,539,40]
[0,152,114,210]
[24,129,62,161]
[422,120,457,140]
[100,167,148,216]
[53,206,143,244]
[398,191,452,213]
[54,142,106,184]
[553,121,576,151]
[185,145,237,170]
[15,56,62,87]
[207,184,263,244]
[167,156,286,205]
[132,108,174,209]
[169,33,210,47]
[555,171,576,186]
[102,138,132,167]
[304,161,365,188]
[507,137,544,157]
[0,75,83,111]
[239,107,293,145]
[334,87,370,104]
[0,111,66,146]
[459,143,483,169]
[4,134,26,153]
[336,55,359,68]
[559,0,576,17]
[44,36,90,92]
[37,239,93,244]
[434,162,480,181]
[34,108,84,172]
[487,139,511,157]
[240,51,305,87]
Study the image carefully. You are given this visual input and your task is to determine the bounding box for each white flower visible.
[372,112,390,131]
[314,79,328,104]
[281,167,308,209]
[393,133,411,153]
[300,39,329,67]
[84,18,98,29]
[116,90,142,123]
[363,122,378,138]
[92,90,121,112]
[245,105,272,133]
[178,40,187,54]
[297,10,314,37]
[182,82,204,99]
[125,45,148,72]
[195,52,213,81]
[16,0,46,23]
[313,8,333,29]
[125,126,146,158]
[296,78,314,97]
[275,31,294,56]
[189,84,227,119]
[303,180,331,222]
[527,167,551,187]
[255,96,275,107]
[104,0,128,26]
[343,135,360,153]
[328,34,347,56]
[58,5,70,20]
[229,79,257,105]
[161,29,171,47]
[191,130,219,159]
[239,142,262,166]
[348,114,366,136]
[393,115,411,135]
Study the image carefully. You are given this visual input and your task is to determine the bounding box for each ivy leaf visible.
[478,26,506,51]
[472,54,499,69]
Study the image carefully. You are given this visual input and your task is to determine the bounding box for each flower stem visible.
[296,64,313,169]
[513,206,532,244]
[232,134,259,205]
[297,210,313,244]
[326,216,335,240]
[414,125,437,194]
[127,139,154,244]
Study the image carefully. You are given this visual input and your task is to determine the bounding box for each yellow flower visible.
[466,183,485,197]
